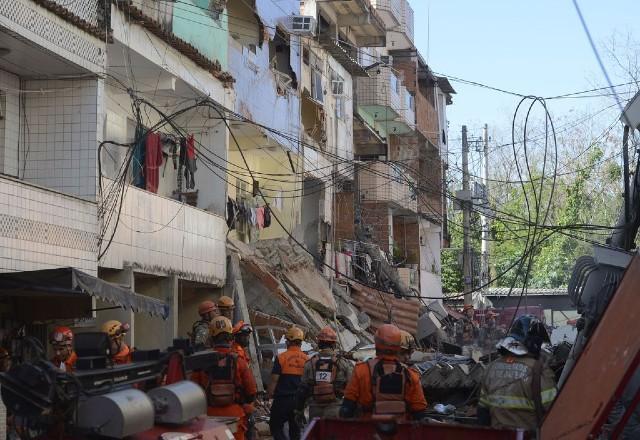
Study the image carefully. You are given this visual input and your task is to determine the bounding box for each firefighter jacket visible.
[479,353,558,431]
[51,351,77,373]
[297,349,353,408]
[271,345,308,398]
[232,342,249,363]
[191,345,257,440]
[342,355,427,420]
[191,319,210,349]
[112,344,132,365]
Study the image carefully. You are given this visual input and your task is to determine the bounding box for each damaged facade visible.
[0,0,454,368]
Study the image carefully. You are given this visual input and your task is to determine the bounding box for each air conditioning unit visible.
[281,16,317,36]
[380,55,392,65]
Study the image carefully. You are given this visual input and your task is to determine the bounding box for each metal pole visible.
[462,126,473,306]
[481,124,490,290]
[622,125,631,249]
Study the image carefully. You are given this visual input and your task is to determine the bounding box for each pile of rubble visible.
[227,237,375,351]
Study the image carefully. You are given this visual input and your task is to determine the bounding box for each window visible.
[405,91,414,112]
[330,69,345,120]
[312,70,324,103]
[390,73,399,94]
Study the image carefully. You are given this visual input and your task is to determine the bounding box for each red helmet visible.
[232,320,253,335]
[50,326,74,346]
[317,326,338,344]
[198,300,218,316]
[375,324,402,353]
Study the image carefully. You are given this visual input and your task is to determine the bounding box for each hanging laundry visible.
[145,131,163,193]
[132,130,146,189]
[226,197,237,229]
[249,207,257,226]
[184,134,197,189]
[263,205,272,228]
[256,207,265,229]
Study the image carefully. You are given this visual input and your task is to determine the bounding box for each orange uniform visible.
[192,345,257,440]
[232,342,249,363]
[51,351,77,373]
[343,355,427,420]
[112,344,132,365]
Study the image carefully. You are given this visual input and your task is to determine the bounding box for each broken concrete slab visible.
[282,268,337,316]
[338,327,359,352]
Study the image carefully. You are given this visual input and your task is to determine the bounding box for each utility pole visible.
[462,126,473,306]
[481,124,490,290]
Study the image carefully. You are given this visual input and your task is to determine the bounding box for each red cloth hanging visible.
[145,132,163,193]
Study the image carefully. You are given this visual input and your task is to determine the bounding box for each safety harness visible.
[310,354,339,403]
[367,358,409,418]
[206,352,239,407]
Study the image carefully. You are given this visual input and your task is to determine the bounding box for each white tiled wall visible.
[0,69,20,176]
[100,178,226,285]
[22,79,101,200]
[0,175,98,275]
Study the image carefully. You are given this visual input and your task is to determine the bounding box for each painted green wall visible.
[172,0,228,70]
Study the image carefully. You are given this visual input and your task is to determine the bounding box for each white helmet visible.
[496,336,529,356]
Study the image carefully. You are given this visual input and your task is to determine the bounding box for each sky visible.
[409,0,639,146]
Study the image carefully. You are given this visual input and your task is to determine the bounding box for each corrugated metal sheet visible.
[350,283,420,334]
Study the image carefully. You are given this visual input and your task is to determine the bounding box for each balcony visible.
[358,161,417,213]
[100,180,227,286]
[370,0,403,29]
[318,0,386,47]
[0,175,98,275]
[356,67,415,137]
[386,0,414,50]
[318,36,369,77]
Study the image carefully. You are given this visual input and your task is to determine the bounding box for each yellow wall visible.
[227,145,302,242]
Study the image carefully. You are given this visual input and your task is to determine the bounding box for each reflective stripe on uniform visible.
[479,394,535,410]
[480,387,557,410]
[541,387,557,405]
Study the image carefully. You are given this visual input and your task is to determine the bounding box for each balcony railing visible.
[370,0,402,28]
[358,162,417,212]
[100,179,227,285]
[356,67,414,135]
[385,0,414,49]
[0,175,98,274]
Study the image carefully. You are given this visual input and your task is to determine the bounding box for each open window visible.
[309,51,324,103]
[227,0,261,48]
[269,28,297,91]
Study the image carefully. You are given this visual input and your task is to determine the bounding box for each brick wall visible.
[0,174,98,274]
[22,78,102,200]
[335,191,355,247]
[418,152,443,221]
[361,201,392,252]
[393,219,419,264]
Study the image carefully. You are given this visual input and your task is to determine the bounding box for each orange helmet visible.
[233,320,253,335]
[198,300,217,316]
[101,320,129,339]
[463,304,474,311]
[286,326,304,342]
[317,326,338,344]
[50,326,74,346]
[399,330,416,351]
[375,324,401,352]
[217,296,234,310]
[209,316,233,337]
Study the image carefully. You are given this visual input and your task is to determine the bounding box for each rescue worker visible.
[478,314,558,431]
[268,326,309,440]
[232,320,253,363]
[398,330,416,365]
[295,326,353,420]
[340,324,428,421]
[102,320,132,365]
[218,295,235,321]
[461,304,478,345]
[49,326,77,372]
[191,316,257,440]
[192,300,219,350]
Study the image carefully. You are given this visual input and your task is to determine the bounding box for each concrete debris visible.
[228,238,375,347]
[417,311,443,340]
